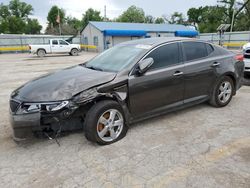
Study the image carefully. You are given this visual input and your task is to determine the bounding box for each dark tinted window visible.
[183,42,208,61]
[146,43,180,70]
[52,40,58,45]
[206,43,214,55]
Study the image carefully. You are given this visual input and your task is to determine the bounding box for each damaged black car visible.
[9,38,244,145]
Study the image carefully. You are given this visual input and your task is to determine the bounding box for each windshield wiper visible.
[84,65,103,71]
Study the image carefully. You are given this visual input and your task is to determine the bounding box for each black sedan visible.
[9,37,244,145]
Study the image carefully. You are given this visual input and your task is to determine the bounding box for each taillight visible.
[234,54,244,61]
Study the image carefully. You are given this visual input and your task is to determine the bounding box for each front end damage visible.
[9,85,129,141]
[9,99,81,141]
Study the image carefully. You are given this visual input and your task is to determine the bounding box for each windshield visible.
[85,45,148,72]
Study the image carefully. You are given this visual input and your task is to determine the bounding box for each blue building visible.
[81,21,198,52]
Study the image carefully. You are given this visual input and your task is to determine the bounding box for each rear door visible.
[182,41,218,103]
[128,42,185,116]
[51,40,60,53]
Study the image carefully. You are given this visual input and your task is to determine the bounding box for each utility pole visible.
[104,5,107,21]
[230,9,235,32]
[230,2,237,33]
[57,8,62,35]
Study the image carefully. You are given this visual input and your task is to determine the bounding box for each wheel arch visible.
[81,94,130,125]
[209,72,237,98]
[71,48,78,52]
[221,72,237,95]
[37,48,46,54]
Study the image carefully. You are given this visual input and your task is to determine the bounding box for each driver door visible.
[128,42,185,117]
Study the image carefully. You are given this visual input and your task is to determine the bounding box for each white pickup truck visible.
[29,39,81,57]
[243,42,250,76]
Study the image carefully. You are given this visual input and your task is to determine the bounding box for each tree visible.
[154,17,165,24]
[234,1,250,30]
[0,0,42,34]
[82,8,103,28]
[218,0,250,28]
[187,7,203,25]
[47,6,65,27]
[62,16,82,35]
[145,15,154,23]
[25,18,42,34]
[116,6,145,23]
[9,0,33,18]
[187,6,227,33]
[168,12,186,24]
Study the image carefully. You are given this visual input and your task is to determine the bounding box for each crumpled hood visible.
[13,65,116,102]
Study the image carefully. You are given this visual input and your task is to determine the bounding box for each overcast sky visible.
[1,0,218,31]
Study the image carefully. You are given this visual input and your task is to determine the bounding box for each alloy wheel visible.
[97,109,124,142]
[218,81,232,104]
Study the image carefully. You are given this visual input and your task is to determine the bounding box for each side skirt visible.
[130,97,209,124]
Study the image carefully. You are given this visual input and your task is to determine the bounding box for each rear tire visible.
[70,48,78,56]
[37,49,46,57]
[84,100,128,145]
[209,76,234,107]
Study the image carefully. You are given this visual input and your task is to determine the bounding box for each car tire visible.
[37,49,46,57]
[70,48,79,56]
[209,76,234,107]
[84,100,128,145]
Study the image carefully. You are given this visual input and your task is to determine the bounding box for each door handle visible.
[173,71,184,76]
[211,62,220,67]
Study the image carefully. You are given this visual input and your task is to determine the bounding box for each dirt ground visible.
[0,53,250,188]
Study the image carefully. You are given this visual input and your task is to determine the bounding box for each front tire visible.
[209,76,234,107]
[84,100,128,145]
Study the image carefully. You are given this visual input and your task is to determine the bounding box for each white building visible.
[81,21,198,52]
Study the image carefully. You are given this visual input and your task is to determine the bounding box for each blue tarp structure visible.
[175,30,199,37]
[104,30,147,37]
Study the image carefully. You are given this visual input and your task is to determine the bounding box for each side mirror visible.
[136,58,154,75]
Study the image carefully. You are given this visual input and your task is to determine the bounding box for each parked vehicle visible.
[10,37,244,145]
[29,39,81,57]
[243,43,250,76]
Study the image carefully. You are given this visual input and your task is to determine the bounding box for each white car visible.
[243,43,250,75]
[29,39,81,57]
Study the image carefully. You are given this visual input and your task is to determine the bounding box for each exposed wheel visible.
[209,76,234,107]
[37,49,46,57]
[84,100,128,145]
[70,48,78,56]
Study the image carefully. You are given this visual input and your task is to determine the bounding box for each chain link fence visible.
[199,31,250,49]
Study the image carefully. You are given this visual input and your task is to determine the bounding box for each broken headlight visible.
[16,101,69,114]
[16,103,41,114]
[45,101,69,112]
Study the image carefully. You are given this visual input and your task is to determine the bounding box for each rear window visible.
[206,44,214,55]
[183,42,208,61]
[52,40,58,45]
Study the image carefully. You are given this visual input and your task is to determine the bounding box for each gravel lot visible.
[0,53,250,188]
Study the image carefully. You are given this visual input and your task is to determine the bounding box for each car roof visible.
[120,37,199,47]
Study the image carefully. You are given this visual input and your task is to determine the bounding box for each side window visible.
[93,36,98,46]
[52,40,58,45]
[84,37,88,45]
[183,42,208,61]
[206,43,214,55]
[59,40,68,45]
[145,43,180,70]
